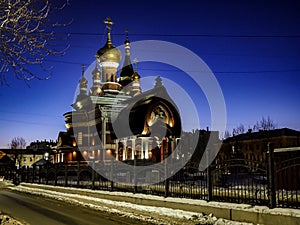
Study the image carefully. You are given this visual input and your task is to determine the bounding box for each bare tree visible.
[232,124,245,136]
[9,137,26,149]
[0,0,70,85]
[253,116,277,131]
[223,130,231,139]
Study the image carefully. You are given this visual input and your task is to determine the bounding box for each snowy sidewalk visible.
[9,183,300,225]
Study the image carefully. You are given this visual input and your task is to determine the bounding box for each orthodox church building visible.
[58,17,181,164]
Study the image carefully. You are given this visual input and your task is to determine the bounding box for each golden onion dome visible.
[96,17,121,63]
[96,42,121,63]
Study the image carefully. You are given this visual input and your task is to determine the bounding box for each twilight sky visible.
[0,0,300,148]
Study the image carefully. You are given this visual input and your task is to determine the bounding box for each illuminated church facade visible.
[59,17,181,164]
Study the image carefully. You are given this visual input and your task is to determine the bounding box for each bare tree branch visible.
[232,124,245,136]
[0,0,70,85]
[9,137,26,149]
[253,116,277,131]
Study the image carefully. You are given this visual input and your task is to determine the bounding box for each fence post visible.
[267,142,276,208]
[133,155,137,194]
[206,148,213,202]
[207,164,213,201]
[38,166,41,184]
[64,163,68,187]
[45,165,49,185]
[164,159,169,198]
[24,167,28,182]
[77,161,80,188]
[92,161,95,190]
[54,164,58,186]
[110,160,114,191]
[32,165,35,183]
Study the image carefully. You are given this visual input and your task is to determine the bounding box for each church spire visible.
[125,29,130,45]
[119,29,134,89]
[89,62,103,96]
[73,64,90,110]
[130,58,142,96]
[79,64,88,94]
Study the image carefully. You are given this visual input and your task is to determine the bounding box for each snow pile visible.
[0,214,24,225]
[10,184,253,225]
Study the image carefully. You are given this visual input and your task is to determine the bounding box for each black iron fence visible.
[1,145,299,209]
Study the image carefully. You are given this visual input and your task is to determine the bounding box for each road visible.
[0,189,151,225]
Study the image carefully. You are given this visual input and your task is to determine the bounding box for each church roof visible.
[113,84,181,138]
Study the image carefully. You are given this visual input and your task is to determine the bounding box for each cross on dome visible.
[104,17,114,32]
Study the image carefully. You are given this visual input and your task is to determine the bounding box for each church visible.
[55,17,181,164]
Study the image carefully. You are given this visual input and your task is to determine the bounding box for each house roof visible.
[0,152,13,164]
[224,128,300,143]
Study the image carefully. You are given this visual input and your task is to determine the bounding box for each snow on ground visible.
[17,183,300,218]
[9,183,254,225]
[0,214,24,225]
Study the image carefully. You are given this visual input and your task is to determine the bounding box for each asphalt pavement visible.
[0,189,150,225]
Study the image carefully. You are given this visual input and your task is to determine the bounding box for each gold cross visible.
[104,17,114,31]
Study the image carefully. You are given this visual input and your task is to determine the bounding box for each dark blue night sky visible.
[0,0,299,147]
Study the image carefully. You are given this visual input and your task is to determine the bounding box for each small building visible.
[220,128,300,159]
[0,139,55,168]
[1,148,52,168]
[217,128,300,172]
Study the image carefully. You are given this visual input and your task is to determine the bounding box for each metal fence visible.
[1,145,299,209]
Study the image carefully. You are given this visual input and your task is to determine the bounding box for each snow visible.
[0,214,24,225]
[9,183,255,225]
[15,183,300,218]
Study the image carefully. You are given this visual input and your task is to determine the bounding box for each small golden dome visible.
[132,71,140,81]
[96,42,121,63]
[92,63,101,79]
[79,63,88,89]
[79,76,88,90]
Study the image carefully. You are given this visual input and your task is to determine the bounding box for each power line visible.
[45,58,84,65]
[138,67,300,74]
[0,118,63,127]
[67,32,300,39]
[43,59,300,74]
[0,110,61,118]
[52,43,300,59]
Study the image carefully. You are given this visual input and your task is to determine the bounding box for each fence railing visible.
[1,145,299,209]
